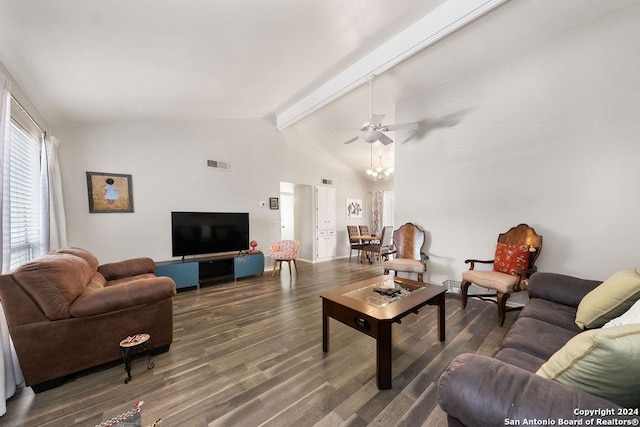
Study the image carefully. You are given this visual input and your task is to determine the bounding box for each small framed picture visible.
[86,171,134,213]
[346,198,362,218]
[269,197,279,210]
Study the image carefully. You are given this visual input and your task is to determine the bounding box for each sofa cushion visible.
[575,268,640,329]
[54,247,99,273]
[14,253,93,320]
[106,273,156,288]
[70,276,176,318]
[98,257,156,281]
[86,272,107,291]
[527,272,602,308]
[519,298,581,331]
[536,323,640,408]
[493,243,530,276]
[500,317,579,361]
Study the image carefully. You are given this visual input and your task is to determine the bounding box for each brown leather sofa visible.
[0,248,176,392]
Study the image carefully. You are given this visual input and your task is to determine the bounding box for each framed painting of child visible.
[86,171,134,213]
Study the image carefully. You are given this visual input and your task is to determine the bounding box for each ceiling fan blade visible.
[368,114,385,127]
[378,133,394,145]
[381,122,419,131]
[342,136,359,144]
[331,127,361,131]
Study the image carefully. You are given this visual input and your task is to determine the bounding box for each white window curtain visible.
[41,134,67,252]
[0,79,10,273]
[0,73,24,417]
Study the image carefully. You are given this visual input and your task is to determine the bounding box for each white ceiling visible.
[0,0,636,175]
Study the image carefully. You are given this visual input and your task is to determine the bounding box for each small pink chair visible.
[270,240,300,277]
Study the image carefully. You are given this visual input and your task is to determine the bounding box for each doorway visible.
[279,185,295,241]
[279,182,314,261]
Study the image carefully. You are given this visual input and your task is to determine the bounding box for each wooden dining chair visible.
[347,225,365,262]
[362,226,396,265]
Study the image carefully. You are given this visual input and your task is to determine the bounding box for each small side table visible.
[119,334,154,384]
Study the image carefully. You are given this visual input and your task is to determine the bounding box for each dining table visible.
[353,235,380,263]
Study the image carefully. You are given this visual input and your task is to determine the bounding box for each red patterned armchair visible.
[460,224,543,326]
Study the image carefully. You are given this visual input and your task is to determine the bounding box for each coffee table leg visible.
[438,293,446,342]
[322,303,329,353]
[377,322,392,389]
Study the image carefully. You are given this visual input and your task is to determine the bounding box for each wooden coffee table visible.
[320,275,446,389]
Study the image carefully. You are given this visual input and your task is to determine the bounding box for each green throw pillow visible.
[536,323,640,407]
[575,268,640,329]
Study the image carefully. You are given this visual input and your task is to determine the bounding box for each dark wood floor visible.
[2,258,515,427]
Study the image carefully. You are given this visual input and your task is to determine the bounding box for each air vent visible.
[206,159,230,171]
[321,178,333,185]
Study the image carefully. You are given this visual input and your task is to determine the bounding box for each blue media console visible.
[156,252,264,289]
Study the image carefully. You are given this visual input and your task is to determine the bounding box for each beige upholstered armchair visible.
[460,223,543,326]
[382,223,428,282]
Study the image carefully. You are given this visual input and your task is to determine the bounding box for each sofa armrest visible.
[527,272,602,308]
[70,276,176,317]
[98,257,156,281]
[438,354,620,427]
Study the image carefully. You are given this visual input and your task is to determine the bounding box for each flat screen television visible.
[171,212,249,257]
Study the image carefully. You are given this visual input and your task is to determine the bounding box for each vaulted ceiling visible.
[0,0,635,175]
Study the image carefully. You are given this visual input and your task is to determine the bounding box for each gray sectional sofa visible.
[438,271,640,427]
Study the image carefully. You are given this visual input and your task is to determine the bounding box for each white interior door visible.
[280,192,295,240]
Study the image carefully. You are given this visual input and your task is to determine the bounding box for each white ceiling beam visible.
[276,0,508,131]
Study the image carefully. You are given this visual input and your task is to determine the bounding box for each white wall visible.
[0,62,49,132]
[55,118,370,263]
[395,1,640,284]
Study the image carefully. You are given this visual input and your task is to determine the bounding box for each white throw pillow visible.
[603,298,640,328]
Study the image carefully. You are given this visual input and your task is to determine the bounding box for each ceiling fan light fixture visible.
[362,130,380,143]
[331,74,418,148]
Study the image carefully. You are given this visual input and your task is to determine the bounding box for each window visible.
[6,119,41,270]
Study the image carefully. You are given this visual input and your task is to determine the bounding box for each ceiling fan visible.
[334,75,419,145]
